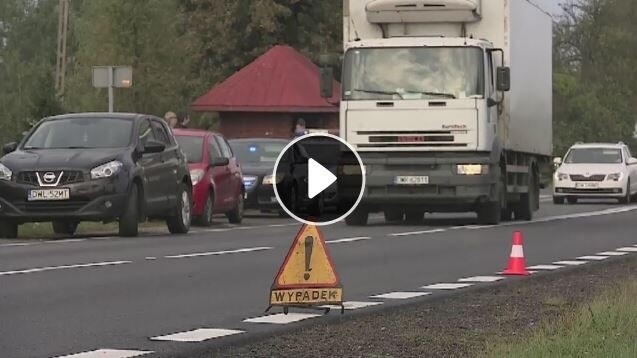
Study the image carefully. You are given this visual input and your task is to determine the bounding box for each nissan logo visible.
[42,172,57,183]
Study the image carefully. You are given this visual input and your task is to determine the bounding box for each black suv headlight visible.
[0,163,12,181]
[91,161,123,180]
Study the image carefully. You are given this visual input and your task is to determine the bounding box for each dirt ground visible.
[211,256,637,358]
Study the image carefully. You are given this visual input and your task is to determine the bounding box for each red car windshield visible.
[175,135,204,163]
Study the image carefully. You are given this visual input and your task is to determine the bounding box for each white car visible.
[553,142,637,204]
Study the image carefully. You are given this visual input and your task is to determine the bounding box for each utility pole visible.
[55,0,70,99]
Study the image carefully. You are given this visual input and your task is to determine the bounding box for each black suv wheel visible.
[167,183,192,234]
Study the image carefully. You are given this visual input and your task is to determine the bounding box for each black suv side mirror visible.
[3,142,17,154]
[210,157,229,167]
[143,140,166,154]
[497,67,511,92]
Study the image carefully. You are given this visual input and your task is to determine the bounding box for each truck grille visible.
[569,174,605,182]
[17,171,84,186]
[357,130,466,148]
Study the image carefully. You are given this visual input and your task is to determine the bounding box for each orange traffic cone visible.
[502,231,530,276]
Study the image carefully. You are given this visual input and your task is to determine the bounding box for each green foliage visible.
[553,0,637,155]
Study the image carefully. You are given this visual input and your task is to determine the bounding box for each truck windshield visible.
[342,47,484,101]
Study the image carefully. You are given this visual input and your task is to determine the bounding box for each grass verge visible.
[484,281,637,358]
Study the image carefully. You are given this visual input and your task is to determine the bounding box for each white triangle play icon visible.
[308,158,337,199]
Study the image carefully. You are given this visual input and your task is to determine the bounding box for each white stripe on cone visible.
[510,245,524,258]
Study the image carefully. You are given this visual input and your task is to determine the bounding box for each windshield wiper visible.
[351,88,404,99]
[406,90,457,99]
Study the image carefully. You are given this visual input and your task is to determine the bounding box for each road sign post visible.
[267,224,344,314]
[92,66,133,112]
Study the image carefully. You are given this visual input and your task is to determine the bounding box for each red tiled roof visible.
[192,45,340,113]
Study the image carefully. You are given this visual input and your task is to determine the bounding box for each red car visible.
[173,129,244,226]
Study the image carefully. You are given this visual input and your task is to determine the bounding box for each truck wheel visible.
[405,210,424,224]
[119,184,140,237]
[384,210,403,223]
[553,196,565,205]
[0,220,18,239]
[52,221,79,236]
[345,207,369,226]
[477,201,501,225]
[514,170,537,221]
[226,192,244,224]
[167,183,192,234]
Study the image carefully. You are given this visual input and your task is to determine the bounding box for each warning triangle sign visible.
[272,224,341,289]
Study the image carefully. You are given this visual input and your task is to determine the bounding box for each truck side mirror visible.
[497,67,511,92]
[320,67,334,99]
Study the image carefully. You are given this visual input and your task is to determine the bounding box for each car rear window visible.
[23,117,133,149]
[175,135,204,163]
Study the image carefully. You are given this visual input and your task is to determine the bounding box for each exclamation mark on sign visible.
[304,236,314,280]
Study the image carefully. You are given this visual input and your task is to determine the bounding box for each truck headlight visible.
[91,161,123,179]
[338,165,366,176]
[0,163,12,181]
[457,164,488,176]
[190,169,205,185]
[607,173,622,181]
[554,172,569,181]
[263,174,284,185]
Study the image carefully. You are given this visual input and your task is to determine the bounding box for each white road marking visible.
[151,328,244,342]
[371,292,432,300]
[0,261,131,276]
[321,301,384,310]
[465,225,495,230]
[597,251,628,256]
[577,255,609,260]
[145,257,157,260]
[46,239,87,244]
[0,242,34,247]
[554,260,587,266]
[326,237,372,244]
[421,283,473,290]
[390,229,446,237]
[243,313,320,324]
[268,224,288,228]
[198,228,233,233]
[458,276,505,283]
[526,265,564,270]
[165,247,272,259]
[616,247,637,252]
[53,349,153,358]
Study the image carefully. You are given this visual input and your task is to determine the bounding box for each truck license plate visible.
[575,182,599,189]
[395,176,429,185]
[28,189,70,201]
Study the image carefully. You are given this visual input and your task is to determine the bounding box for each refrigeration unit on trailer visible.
[321,0,553,225]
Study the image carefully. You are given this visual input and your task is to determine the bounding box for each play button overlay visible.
[308,159,337,199]
[272,133,365,226]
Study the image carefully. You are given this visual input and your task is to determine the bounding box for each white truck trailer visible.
[321,0,553,225]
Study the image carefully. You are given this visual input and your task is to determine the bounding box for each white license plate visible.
[575,182,599,189]
[28,189,70,201]
[395,176,430,185]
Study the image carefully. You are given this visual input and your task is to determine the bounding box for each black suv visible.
[0,113,192,238]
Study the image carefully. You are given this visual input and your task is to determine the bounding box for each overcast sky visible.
[534,0,563,15]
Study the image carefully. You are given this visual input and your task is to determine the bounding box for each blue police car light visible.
[249,146,257,152]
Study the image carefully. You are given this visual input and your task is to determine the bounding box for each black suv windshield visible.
[24,117,133,149]
[230,140,287,164]
[174,135,204,163]
[565,148,623,164]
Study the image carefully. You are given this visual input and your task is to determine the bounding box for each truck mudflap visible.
[338,152,498,212]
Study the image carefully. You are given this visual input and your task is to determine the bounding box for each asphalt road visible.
[2,197,637,358]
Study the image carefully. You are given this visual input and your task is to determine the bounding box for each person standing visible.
[293,118,308,138]
[177,112,191,129]
[164,111,178,128]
